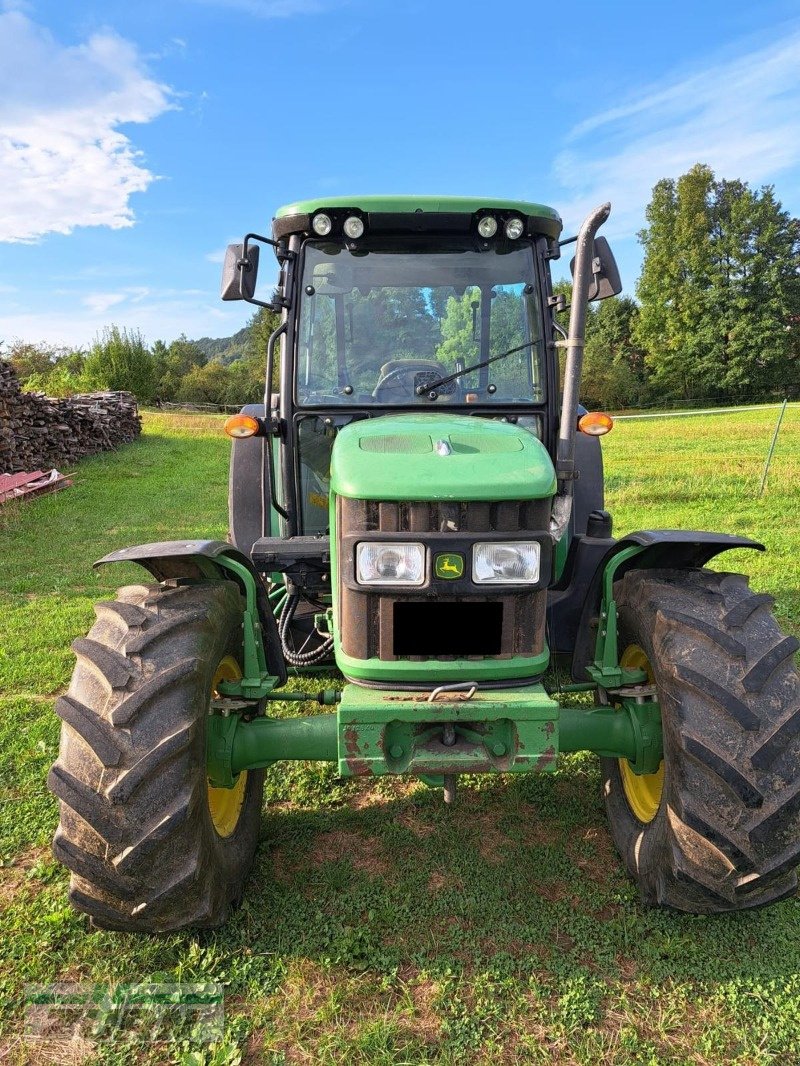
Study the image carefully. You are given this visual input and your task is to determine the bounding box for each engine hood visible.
[330,413,556,501]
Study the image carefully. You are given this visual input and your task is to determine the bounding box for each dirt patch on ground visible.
[398,810,436,838]
[465,810,509,865]
[532,880,574,904]
[270,845,295,885]
[566,825,618,885]
[427,870,464,894]
[616,955,638,980]
[514,801,562,848]
[254,962,443,1063]
[348,777,416,810]
[310,830,390,878]
[406,978,441,1043]
[0,845,52,908]
[3,1034,98,1065]
[271,829,391,883]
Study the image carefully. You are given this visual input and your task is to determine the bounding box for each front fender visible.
[94,539,287,686]
[570,530,764,682]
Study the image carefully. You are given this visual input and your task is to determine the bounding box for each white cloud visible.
[0,11,174,243]
[554,28,800,239]
[83,292,128,315]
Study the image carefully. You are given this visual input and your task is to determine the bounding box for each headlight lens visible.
[504,216,525,240]
[356,542,425,585]
[343,215,364,239]
[473,541,540,583]
[312,212,333,236]
[477,215,498,238]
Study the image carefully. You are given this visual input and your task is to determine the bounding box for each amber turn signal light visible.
[224,414,261,439]
[578,411,614,436]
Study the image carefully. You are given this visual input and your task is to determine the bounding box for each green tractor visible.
[50,196,800,931]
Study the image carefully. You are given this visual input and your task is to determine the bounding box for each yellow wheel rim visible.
[618,644,664,824]
[207,655,248,838]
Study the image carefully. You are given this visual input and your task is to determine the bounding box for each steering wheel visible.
[373,361,453,402]
[373,364,423,401]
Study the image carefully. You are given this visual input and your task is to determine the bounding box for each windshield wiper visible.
[415,341,536,397]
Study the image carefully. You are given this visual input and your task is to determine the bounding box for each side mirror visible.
[570,236,622,301]
[221,243,259,302]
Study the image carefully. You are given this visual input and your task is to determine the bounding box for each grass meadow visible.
[1,406,799,1064]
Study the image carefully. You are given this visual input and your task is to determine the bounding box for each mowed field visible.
[1,407,799,1065]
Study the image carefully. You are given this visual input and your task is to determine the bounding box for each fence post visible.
[758,398,788,497]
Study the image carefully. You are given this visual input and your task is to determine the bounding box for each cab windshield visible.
[295,240,546,406]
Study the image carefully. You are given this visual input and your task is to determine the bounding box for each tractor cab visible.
[222,197,589,537]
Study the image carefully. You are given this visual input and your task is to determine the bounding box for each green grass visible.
[1,407,799,1065]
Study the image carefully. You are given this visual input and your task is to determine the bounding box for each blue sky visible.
[1,0,799,349]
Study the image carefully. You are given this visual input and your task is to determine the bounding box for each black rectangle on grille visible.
[393,602,503,657]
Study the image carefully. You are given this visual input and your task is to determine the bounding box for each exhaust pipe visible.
[551,202,611,539]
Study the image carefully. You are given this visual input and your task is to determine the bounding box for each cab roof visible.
[272,195,563,242]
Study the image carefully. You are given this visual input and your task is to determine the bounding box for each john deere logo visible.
[435,553,464,580]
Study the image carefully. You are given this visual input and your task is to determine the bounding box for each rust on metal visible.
[535,745,557,771]
[343,724,372,776]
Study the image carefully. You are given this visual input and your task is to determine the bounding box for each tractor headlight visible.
[477,215,498,238]
[312,213,333,236]
[504,217,525,240]
[343,215,365,239]
[356,542,425,586]
[473,541,540,584]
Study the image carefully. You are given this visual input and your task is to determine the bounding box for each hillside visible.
[192,323,251,364]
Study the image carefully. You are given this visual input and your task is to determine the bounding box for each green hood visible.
[330,414,556,501]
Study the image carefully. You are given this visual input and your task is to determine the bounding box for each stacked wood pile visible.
[0,361,141,474]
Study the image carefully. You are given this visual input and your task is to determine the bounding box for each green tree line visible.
[570,164,799,409]
[1,308,281,407]
[3,165,798,411]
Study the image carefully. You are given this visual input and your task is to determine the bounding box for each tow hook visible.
[426,684,478,804]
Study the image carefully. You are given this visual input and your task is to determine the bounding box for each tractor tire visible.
[601,568,800,913]
[48,581,265,932]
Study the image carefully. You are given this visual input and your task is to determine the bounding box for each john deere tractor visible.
[50,196,800,931]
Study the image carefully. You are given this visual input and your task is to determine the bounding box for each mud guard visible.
[570,530,764,682]
[94,539,287,686]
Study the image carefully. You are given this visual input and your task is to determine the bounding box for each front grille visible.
[343,498,550,535]
[337,497,550,664]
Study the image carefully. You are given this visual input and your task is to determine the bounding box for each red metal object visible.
[0,469,73,504]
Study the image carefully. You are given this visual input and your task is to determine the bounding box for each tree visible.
[582,297,648,409]
[248,306,282,391]
[152,335,206,401]
[83,326,155,402]
[2,340,89,395]
[435,290,479,368]
[635,165,800,403]
[4,340,77,384]
[176,361,232,405]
